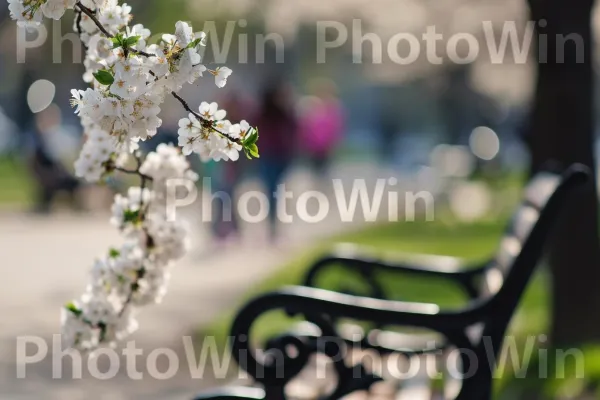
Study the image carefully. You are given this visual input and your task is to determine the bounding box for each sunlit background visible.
[1,1,600,399]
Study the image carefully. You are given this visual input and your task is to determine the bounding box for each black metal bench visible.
[195,164,590,400]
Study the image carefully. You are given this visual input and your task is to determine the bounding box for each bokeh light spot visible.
[430,144,475,178]
[27,79,56,114]
[450,181,492,222]
[470,126,500,161]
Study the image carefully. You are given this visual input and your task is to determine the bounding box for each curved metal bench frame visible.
[195,164,590,400]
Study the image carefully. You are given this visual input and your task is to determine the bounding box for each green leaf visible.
[247,143,260,159]
[242,128,260,159]
[186,38,203,49]
[124,35,141,47]
[111,33,125,48]
[98,322,107,342]
[123,209,141,224]
[243,128,259,146]
[109,248,120,258]
[65,302,82,317]
[111,37,122,48]
[93,70,114,86]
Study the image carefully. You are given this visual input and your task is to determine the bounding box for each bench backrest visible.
[480,166,589,304]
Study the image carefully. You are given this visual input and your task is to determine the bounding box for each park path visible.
[0,163,418,399]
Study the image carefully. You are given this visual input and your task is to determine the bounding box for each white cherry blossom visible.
[213,67,233,88]
[198,101,227,121]
[8,0,257,352]
[230,120,251,140]
[41,0,76,20]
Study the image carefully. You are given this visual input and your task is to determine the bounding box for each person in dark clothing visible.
[255,82,298,242]
[209,92,255,243]
[28,107,81,213]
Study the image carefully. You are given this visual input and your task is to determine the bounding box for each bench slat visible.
[395,356,431,400]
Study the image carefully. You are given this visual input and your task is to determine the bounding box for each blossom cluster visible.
[63,145,196,350]
[69,11,239,181]
[178,102,254,162]
[7,0,259,351]
[8,0,75,26]
[10,1,254,184]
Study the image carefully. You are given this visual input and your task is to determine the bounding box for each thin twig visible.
[75,10,88,50]
[114,166,153,181]
[118,293,133,317]
[75,2,113,38]
[130,48,156,58]
[171,91,242,144]
[135,153,149,197]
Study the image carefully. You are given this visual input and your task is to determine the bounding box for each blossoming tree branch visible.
[8,0,260,351]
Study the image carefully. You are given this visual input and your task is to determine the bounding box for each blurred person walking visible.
[256,82,298,243]
[209,92,255,245]
[27,106,82,213]
[299,78,344,182]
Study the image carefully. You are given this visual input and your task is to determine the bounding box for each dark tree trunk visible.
[528,0,600,346]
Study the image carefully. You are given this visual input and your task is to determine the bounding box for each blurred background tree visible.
[528,0,600,347]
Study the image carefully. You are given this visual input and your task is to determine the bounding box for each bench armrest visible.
[304,244,486,299]
[194,387,265,400]
[227,286,485,398]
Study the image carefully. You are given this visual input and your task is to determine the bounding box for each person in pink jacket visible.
[300,78,345,178]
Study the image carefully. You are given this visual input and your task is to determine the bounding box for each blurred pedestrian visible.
[27,106,82,213]
[209,92,255,244]
[256,81,297,242]
[299,78,344,180]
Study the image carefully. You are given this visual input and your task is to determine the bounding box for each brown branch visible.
[75,9,88,50]
[171,91,201,119]
[75,2,156,58]
[171,91,242,144]
[75,1,113,38]
[130,48,156,58]
[114,166,153,181]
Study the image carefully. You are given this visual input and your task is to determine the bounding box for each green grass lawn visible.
[199,215,561,395]
[0,157,34,206]
[199,171,539,348]
[201,217,551,340]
